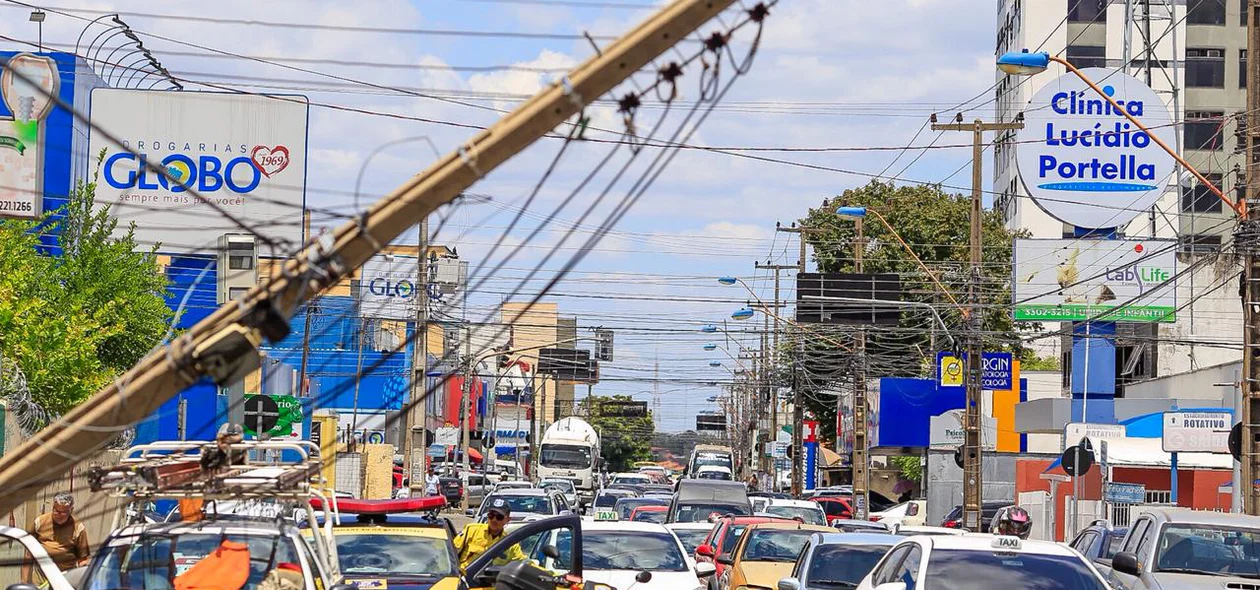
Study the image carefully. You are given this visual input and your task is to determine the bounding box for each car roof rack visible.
[87,440,329,501]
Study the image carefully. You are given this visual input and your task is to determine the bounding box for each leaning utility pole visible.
[931,116,1023,530]
[0,0,752,515]
[775,224,809,496]
[1244,0,1260,515]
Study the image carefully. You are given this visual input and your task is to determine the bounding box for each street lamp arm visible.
[724,277,853,352]
[1046,55,1244,217]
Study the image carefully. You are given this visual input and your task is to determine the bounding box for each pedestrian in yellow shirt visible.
[454,498,525,571]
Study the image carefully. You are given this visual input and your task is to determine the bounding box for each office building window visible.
[1068,0,1106,23]
[1244,0,1249,25]
[1243,49,1249,88]
[1183,173,1225,213]
[1185,111,1224,150]
[1187,48,1226,87]
[1066,45,1107,69]
[1181,234,1223,253]
[1189,0,1226,24]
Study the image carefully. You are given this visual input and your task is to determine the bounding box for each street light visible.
[709,360,722,367]
[717,276,738,286]
[731,307,755,320]
[703,343,718,351]
[29,10,45,52]
[995,49,1050,75]
[835,206,868,218]
[701,324,718,333]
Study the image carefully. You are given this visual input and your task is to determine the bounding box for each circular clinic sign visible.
[1016,68,1175,230]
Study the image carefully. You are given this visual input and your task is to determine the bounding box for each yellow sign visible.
[939,355,964,387]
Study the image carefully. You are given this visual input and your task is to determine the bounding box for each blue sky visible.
[0,0,998,431]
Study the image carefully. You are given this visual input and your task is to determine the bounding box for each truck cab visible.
[537,418,601,507]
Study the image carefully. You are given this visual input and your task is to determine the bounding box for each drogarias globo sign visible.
[1015,68,1175,230]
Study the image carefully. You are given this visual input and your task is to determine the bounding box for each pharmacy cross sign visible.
[244,395,281,436]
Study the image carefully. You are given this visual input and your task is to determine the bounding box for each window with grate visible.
[1185,111,1224,151]
[1187,48,1226,87]
[1066,45,1107,69]
[1183,173,1224,212]
[1188,0,1226,24]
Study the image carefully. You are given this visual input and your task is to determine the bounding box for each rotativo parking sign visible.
[1015,68,1175,230]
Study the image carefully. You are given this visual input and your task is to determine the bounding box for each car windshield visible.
[633,510,667,524]
[739,528,815,562]
[766,506,827,526]
[1155,524,1260,576]
[85,532,301,590]
[924,549,1108,589]
[806,544,892,586]
[594,493,630,508]
[583,531,687,572]
[697,470,731,480]
[335,534,455,577]
[488,494,554,515]
[615,499,663,520]
[540,444,593,469]
[676,503,749,523]
[541,480,575,494]
[671,529,711,554]
[695,455,732,469]
[613,475,651,484]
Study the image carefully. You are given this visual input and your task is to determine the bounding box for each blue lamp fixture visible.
[731,307,755,320]
[709,360,722,367]
[835,206,868,218]
[701,324,718,333]
[703,343,718,351]
[997,49,1050,76]
[717,276,738,285]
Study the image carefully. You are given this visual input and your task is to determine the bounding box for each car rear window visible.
[924,549,1107,590]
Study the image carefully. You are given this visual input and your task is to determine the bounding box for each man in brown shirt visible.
[22,492,90,581]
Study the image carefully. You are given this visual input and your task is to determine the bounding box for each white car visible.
[888,523,968,537]
[856,533,1111,589]
[531,519,716,590]
[694,465,733,481]
[870,500,926,527]
[763,498,828,527]
[610,472,655,486]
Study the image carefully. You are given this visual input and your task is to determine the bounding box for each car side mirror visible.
[717,553,735,566]
[696,544,715,558]
[695,562,717,578]
[635,571,652,584]
[542,544,562,560]
[1112,551,1142,576]
[465,508,476,517]
[777,577,802,590]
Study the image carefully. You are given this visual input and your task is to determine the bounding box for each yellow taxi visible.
[716,521,834,590]
[309,497,460,590]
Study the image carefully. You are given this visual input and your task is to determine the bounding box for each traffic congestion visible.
[11,434,1259,590]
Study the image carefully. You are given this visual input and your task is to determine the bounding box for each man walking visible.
[23,492,90,581]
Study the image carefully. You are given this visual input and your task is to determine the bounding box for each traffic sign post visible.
[1163,411,1232,453]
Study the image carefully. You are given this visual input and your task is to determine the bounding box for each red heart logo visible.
[251,145,290,178]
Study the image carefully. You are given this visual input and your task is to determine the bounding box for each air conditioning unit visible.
[218,233,258,304]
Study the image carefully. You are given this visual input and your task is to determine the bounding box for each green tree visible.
[582,394,655,472]
[798,180,1031,440]
[0,171,172,416]
[888,455,922,483]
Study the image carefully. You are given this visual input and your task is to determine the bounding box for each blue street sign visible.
[936,351,1014,390]
[1105,482,1146,505]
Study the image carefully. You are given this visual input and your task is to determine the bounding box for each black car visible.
[438,476,463,507]
[939,501,1010,533]
[1069,519,1128,566]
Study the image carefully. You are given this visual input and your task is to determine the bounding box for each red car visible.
[694,515,792,589]
[629,505,668,523]
[811,496,854,524]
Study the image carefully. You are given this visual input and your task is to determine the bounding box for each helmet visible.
[995,506,1032,539]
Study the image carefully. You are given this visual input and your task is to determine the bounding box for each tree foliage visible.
[797,181,1030,440]
[582,394,655,472]
[0,172,172,415]
[888,455,923,482]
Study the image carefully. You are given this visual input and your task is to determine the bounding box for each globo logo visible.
[103,152,262,194]
[368,277,415,299]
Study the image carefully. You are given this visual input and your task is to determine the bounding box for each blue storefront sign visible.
[1105,482,1146,505]
[936,351,1013,390]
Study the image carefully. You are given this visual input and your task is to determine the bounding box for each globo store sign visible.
[1016,68,1175,230]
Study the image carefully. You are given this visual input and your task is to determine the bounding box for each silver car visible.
[1100,507,1260,589]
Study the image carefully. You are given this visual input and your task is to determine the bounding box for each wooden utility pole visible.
[931,117,1023,530]
[1244,0,1260,515]
[775,224,809,496]
[851,217,870,519]
[0,0,751,515]
[756,262,795,487]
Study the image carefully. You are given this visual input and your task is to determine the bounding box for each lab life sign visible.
[937,351,1013,390]
[1013,239,1177,322]
[1015,68,1176,230]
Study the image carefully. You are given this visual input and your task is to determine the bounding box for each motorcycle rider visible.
[993,506,1033,539]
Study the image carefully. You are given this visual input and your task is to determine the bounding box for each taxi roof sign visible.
[992,535,1022,551]
[594,510,619,522]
